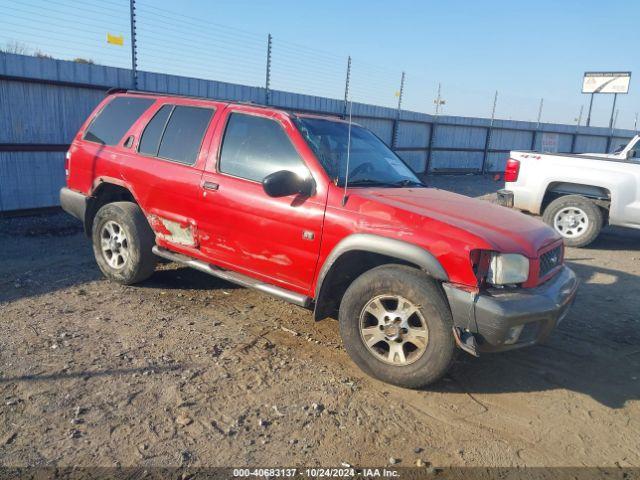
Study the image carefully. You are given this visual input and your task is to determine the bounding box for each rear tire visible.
[338,264,455,389]
[542,195,603,248]
[92,202,157,284]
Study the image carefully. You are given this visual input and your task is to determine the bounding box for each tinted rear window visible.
[139,105,173,156]
[157,106,214,165]
[84,96,154,146]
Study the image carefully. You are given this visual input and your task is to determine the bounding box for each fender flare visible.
[83,178,139,236]
[313,233,448,318]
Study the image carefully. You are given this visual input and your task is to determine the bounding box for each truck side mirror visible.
[262,170,313,198]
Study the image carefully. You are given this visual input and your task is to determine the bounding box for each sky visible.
[2,0,639,129]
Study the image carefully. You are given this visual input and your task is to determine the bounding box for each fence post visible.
[342,56,351,118]
[426,84,443,175]
[425,121,436,175]
[129,0,138,89]
[536,98,544,127]
[482,90,498,174]
[576,105,584,127]
[571,105,582,153]
[530,98,544,150]
[264,33,272,105]
[391,71,405,149]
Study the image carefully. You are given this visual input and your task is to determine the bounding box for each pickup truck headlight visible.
[487,253,529,285]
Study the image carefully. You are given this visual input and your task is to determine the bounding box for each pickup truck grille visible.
[539,245,562,279]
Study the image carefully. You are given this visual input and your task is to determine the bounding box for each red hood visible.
[351,187,560,257]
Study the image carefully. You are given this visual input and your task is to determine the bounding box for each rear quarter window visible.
[84,96,154,146]
[157,106,214,165]
[139,105,173,156]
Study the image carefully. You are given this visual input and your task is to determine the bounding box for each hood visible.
[351,187,559,257]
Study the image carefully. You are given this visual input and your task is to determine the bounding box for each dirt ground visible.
[0,176,639,469]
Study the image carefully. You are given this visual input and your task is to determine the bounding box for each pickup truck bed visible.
[499,135,640,246]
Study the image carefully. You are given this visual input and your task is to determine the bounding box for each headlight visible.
[487,253,529,285]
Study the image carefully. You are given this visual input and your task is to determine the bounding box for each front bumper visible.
[443,266,578,352]
[496,189,514,208]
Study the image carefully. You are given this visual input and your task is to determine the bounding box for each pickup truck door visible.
[197,106,329,295]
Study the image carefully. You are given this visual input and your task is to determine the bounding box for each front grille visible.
[539,245,562,278]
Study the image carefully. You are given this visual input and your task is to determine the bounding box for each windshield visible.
[293,117,423,187]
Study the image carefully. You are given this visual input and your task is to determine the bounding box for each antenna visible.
[342,99,353,206]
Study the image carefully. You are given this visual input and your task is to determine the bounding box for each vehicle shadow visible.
[587,226,640,251]
[435,255,640,409]
[141,265,241,292]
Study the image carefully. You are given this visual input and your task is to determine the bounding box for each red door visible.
[115,100,223,254]
[197,106,329,295]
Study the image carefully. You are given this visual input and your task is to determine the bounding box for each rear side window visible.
[84,96,154,145]
[139,105,173,156]
[138,105,213,165]
[219,113,307,182]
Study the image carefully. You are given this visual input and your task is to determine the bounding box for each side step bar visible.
[152,246,312,308]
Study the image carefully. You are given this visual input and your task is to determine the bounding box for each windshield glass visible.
[293,117,422,187]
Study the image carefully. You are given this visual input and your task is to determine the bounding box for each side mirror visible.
[262,170,313,198]
[626,149,635,159]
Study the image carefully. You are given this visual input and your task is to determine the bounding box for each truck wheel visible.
[339,264,455,388]
[542,195,603,248]
[92,202,157,285]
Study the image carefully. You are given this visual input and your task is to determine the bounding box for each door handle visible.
[202,181,219,191]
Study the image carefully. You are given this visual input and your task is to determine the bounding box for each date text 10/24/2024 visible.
[232,468,402,477]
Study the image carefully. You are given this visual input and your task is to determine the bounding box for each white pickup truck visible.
[498,135,640,247]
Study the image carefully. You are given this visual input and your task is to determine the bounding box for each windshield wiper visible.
[390,179,426,187]
[345,179,394,187]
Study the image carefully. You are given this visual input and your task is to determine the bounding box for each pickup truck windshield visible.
[294,117,423,187]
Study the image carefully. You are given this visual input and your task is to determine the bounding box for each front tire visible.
[92,202,157,285]
[338,265,455,388]
[542,195,603,248]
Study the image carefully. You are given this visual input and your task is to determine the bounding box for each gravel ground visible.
[0,176,639,469]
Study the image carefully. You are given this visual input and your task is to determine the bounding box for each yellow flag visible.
[107,33,124,46]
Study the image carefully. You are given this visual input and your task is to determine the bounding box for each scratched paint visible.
[148,214,196,247]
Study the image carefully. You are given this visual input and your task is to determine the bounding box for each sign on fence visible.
[582,72,631,94]
[541,132,559,153]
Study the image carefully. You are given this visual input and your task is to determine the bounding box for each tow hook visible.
[453,327,479,357]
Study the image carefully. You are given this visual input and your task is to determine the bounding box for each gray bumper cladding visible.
[59,187,88,222]
[444,266,579,352]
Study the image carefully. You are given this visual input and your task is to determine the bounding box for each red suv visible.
[60,91,578,387]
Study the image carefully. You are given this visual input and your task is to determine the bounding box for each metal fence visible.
[1,51,638,212]
[1,0,638,129]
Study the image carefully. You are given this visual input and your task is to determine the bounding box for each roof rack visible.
[104,88,345,120]
[105,88,272,109]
